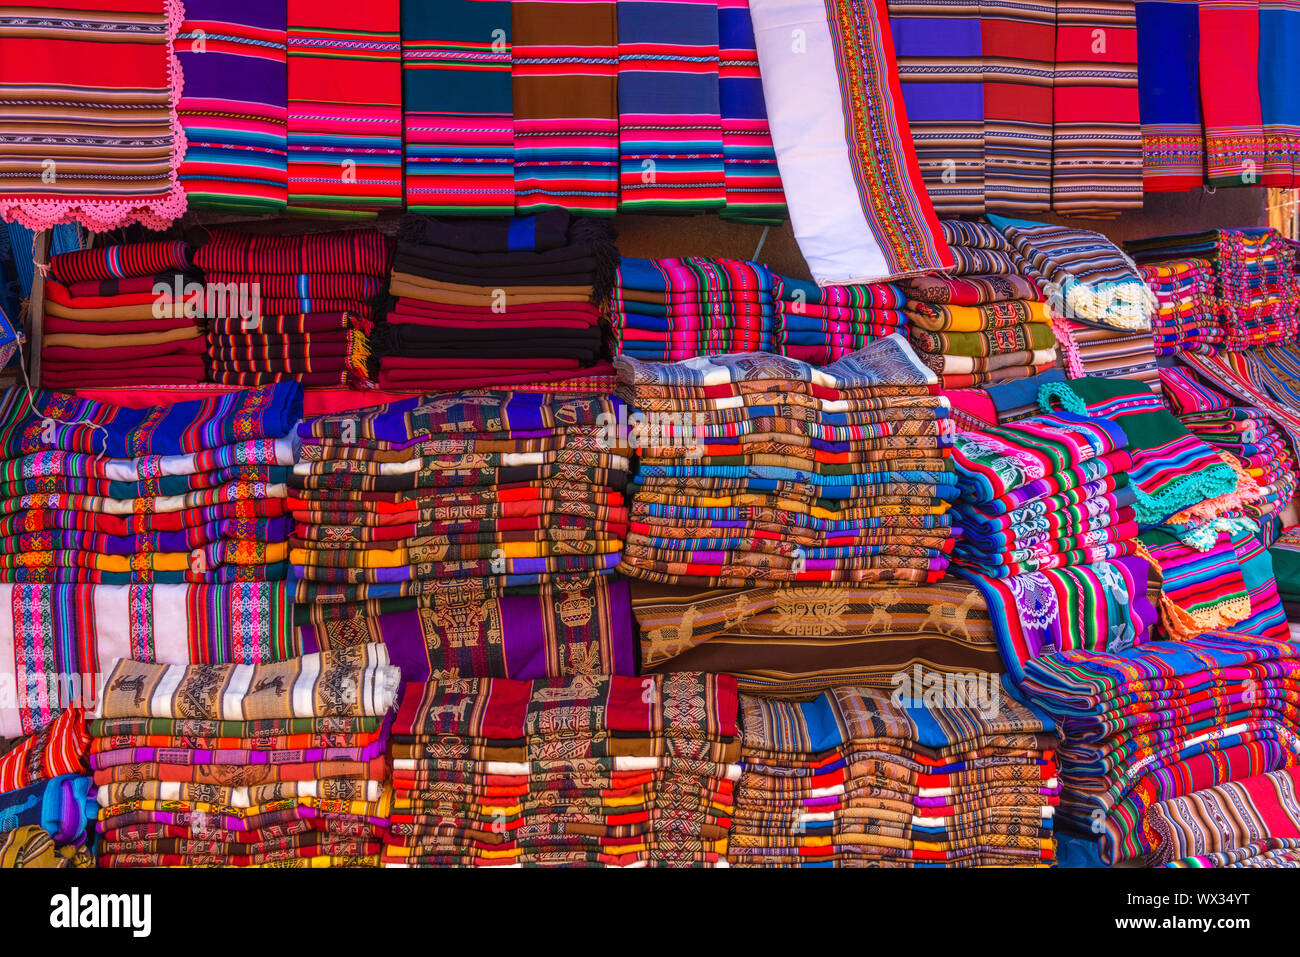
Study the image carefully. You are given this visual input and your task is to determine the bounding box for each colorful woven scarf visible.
[887,0,985,215]
[980,0,1056,212]
[1052,0,1142,215]
[1136,0,1203,191]
[1198,0,1265,186]
[511,0,620,215]
[717,0,786,222]
[177,0,289,213]
[617,0,725,212]
[286,0,403,212]
[1260,0,1300,186]
[401,0,514,215]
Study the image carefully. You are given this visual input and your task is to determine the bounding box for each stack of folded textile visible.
[194,228,393,388]
[631,578,1005,697]
[1268,527,1300,617]
[775,276,908,365]
[0,774,95,868]
[0,708,93,867]
[90,645,399,868]
[901,221,1055,389]
[384,672,741,867]
[1021,631,1300,866]
[1150,767,1300,868]
[370,213,618,391]
[948,411,1138,578]
[1161,367,1298,526]
[289,390,630,623]
[614,336,959,587]
[41,240,207,389]
[612,257,776,361]
[727,686,1061,867]
[1127,228,1300,351]
[1139,259,1219,356]
[0,384,302,588]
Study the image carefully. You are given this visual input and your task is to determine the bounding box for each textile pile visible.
[612,257,777,362]
[289,390,631,625]
[775,276,908,365]
[902,221,1055,390]
[0,708,94,867]
[0,382,301,588]
[948,411,1138,578]
[1139,259,1220,356]
[384,672,741,867]
[728,685,1061,867]
[1127,229,1300,351]
[614,337,959,587]
[89,646,399,867]
[1021,631,1300,865]
[370,213,617,391]
[194,228,393,388]
[41,241,206,389]
[631,578,1004,697]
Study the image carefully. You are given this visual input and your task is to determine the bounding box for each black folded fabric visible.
[395,212,618,301]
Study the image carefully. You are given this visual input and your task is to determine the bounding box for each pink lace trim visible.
[0,0,189,232]
[1051,316,1086,379]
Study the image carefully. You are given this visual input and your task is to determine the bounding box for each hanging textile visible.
[177,0,289,214]
[1259,0,1300,187]
[886,0,985,215]
[511,0,621,216]
[0,0,186,231]
[1052,0,1142,215]
[748,0,953,284]
[1135,0,1203,191]
[401,0,515,215]
[617,0,726,212]
[286,0,403,213]
[1198,0,1265,187]
[980,0,1055,212]
[717,0,786,222]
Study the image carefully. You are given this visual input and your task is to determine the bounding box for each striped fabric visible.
[980,0,1056,212]
[177,0,289,213]
[49,240,190,284]
[0,706,88,793]
[1199,0,1265,187]
[286,0,403,213]
[1052,0,1142,215]
[0,0,187,231]
[887,0,985,215]
[716,0,785,222]
[617,0,726,212]
[511,0,620,215]
[1148,767,1300,866]
[1136,0,1203,191]
[193,229,392,275]
[400,0,515,215]
[1259,0,1300,186]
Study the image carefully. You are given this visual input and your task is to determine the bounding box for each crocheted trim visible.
[1036,380,1088,415]
[1050,318,1086,379]
[0,0,189,231]
[1129,463,1240,529]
